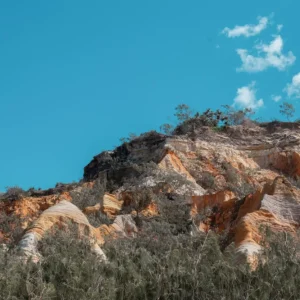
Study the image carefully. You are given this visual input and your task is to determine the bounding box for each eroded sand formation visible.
[2,122,300,265]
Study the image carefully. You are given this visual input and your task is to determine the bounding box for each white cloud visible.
[222,16,268,38]
[257,35,283,53]
[236,35,296,72]
[271,95,282,102]
[234,82,264,109]
[285,73,300,98]
[277,24,283,32]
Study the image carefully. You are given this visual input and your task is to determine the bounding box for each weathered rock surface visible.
[96,214,138,244]
[18,200,138,262]
[234,177,300,261]
[82,123,300,262]
[18,200,107,262]
[2,122,300,265]
[83,193,123,218]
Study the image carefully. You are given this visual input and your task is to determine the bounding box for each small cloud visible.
[236,35,296,72]
[277,24,283,32]
[285,73,300,98]
[216,44,220,49]
[271,95,282,102]
[222,16,268,38]
[233,82,264,109]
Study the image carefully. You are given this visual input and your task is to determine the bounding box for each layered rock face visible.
[83,123,300,261]
[18,200,137,262]
[18,200,107,262]
[2,122,300,263]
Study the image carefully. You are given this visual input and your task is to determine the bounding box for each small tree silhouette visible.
[159,123,174,135]
[279,102,295,121]
[174,104,192,122]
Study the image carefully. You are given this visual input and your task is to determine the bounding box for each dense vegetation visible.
[1,102,299,299]
[2,180,300,299]
[1,218,300,300]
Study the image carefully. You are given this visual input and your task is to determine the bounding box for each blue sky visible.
[1,0,299,191]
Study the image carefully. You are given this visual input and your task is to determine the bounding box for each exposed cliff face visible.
[18,200,107,262]
[234,177,300,260]
[18,200,137,262]
[2,122,300,265]
[83,132,167,182]
[83,193,123,218]
[82,123,300,262]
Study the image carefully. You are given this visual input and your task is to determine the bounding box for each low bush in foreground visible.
[1,224,300,300]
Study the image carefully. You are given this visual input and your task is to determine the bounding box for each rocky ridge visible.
[1,121,300,265]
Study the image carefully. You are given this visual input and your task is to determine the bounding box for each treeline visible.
[121,101,297,142]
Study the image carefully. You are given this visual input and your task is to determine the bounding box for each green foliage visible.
[0,211,27,247]
[221,105,255,126]
[2,225,300,299]
[122,187,153,217]
[279,102,295,121]
[173,105,258,136]
[173,108,225,135]
[111,162,157,187]
[198,172,215,189]
[120,133,138,144]
[159,123,174,135]
[1,186,25,201]
[154,194,192,235]
[87,210,113,227]
[118,102,298,143]
[174,104,193,122]
[196,108,228,127]
[222,162,255,198]
[70,176,111,226]
[71,177,106,210]
[0,227,114,300]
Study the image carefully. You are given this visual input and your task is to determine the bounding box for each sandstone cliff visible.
[1,122,300,264]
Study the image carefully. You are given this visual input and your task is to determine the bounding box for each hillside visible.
[1,121,300,299]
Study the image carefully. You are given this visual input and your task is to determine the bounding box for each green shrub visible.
[1,186,25,201]
[221,105,255,125]
[70,177,106,210]
[199,172,215,189]
[154,194,192,235]
[159,123,174,135]
[0,211,27,247]
[174,104,193,122]
[2,223,300,299]
[121,187,153,217]
[222,162,255,198]
[70,177,111,226]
